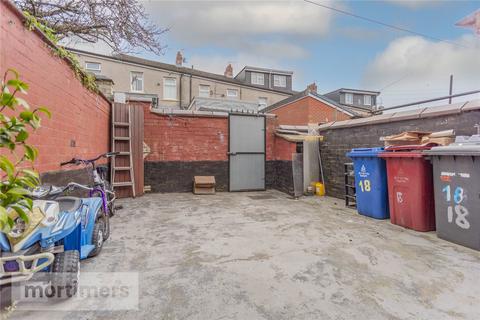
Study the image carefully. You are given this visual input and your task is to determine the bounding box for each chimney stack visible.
[176,51,183,67]
[306,82,317,93]
[224,63,233,78]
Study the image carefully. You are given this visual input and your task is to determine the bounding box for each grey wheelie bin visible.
[424,135,480,250]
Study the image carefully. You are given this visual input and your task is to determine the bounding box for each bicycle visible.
[60,152,119,240]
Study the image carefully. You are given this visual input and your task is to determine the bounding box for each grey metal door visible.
[229,114,266,191]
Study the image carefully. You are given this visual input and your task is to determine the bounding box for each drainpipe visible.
[179,73,183,109]
[189,72,193,104]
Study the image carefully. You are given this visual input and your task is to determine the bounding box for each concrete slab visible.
[12,191,480,320]
[420,102,466,118]
[348,113,396,127]
[389,107,426,121]
[461,99,480,112]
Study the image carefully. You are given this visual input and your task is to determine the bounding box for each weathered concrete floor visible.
[13,190,480,320]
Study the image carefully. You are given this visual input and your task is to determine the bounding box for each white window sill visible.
[130,90,144,94]
[162,99,179,102]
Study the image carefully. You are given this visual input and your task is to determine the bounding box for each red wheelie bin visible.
[379,145,435,231]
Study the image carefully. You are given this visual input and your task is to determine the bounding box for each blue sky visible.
[76,1,480,107]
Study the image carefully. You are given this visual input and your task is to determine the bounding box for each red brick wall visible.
[143,107,283,162]
[144,110,228,161]
[271,96,352,125]
[0,2,111,173]
[271,97,310,126]
[273,137,297,161]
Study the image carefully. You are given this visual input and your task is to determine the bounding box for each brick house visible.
[260,84,361,125]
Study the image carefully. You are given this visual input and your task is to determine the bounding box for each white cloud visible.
[385,0,441,9]
[139,0,331,89]
[142,0,332,62]
[143,0,333,42]
[189,53,279,75]
[362,35,480,108]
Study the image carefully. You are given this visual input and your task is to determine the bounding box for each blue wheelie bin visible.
[346,147,389,219]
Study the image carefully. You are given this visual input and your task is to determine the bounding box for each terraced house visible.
[68,49,295,110]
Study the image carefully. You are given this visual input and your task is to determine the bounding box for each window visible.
[364,95,372,106]
[130,72,143,92]
[273,75,286,87]
[163,77,177,100]
[226,89,238,99]
[251,72,265,85]
[345,93,353,104]
[199,85,210,98]
[258,97,268,109]
[85,62,101,73]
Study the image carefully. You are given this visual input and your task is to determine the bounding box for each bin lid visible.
[424,135,480,156]
[379,144,434,158]
[346,147,384,158]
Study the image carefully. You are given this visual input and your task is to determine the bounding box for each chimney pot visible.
[307,82,317,93]
[224,64,233,78]
[176,51,183,67]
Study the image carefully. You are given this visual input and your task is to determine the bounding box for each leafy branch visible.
[0,69,51,232]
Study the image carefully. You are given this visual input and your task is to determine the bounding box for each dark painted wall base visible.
[267,160,294,196]
[145,161,229,193]
[145,160,294,195]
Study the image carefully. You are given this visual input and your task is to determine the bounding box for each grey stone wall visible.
[320,109,480,199]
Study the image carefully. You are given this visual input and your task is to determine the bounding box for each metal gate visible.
[228,113,266,191]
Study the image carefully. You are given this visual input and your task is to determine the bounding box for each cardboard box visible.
[193,176,216,194]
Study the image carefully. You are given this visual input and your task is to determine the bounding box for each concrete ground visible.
[11,190,480,320]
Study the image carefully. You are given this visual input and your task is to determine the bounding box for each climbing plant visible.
[0,69,50,232]
[23,11,97,92]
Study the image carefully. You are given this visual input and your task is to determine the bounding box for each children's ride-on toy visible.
[0,183,106,298]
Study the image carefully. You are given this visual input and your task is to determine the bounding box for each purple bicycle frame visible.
[89,187,109,215]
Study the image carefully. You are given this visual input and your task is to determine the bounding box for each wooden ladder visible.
[111,104,136,197]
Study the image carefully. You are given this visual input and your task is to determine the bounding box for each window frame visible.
[273,74,287,88]
[251,72,265,85]
[198,84,210,98]
[345,93,353,105]
[130,71,144,93]
[364,95,372,106]
[258,97,268,109]
[226,88,238,99]
[163,77,177,100]
[85,62,101,73]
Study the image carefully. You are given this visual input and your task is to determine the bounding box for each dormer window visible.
[345,93,353,104]
[364,95,372,106]
[273,75,286,88]
[251,72,265,85]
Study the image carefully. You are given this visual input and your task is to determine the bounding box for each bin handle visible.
[353,148,383,152]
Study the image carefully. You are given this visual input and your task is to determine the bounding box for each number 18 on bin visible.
[442,185,470,229]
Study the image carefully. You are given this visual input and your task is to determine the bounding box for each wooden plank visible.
[111,102,145,198]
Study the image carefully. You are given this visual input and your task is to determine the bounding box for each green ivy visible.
[23,11,98,92]
[0,69,50,232]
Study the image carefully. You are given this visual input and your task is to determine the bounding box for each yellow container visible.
[315,182,325,196]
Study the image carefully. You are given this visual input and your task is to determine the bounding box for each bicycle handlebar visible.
[60,152,119,167]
